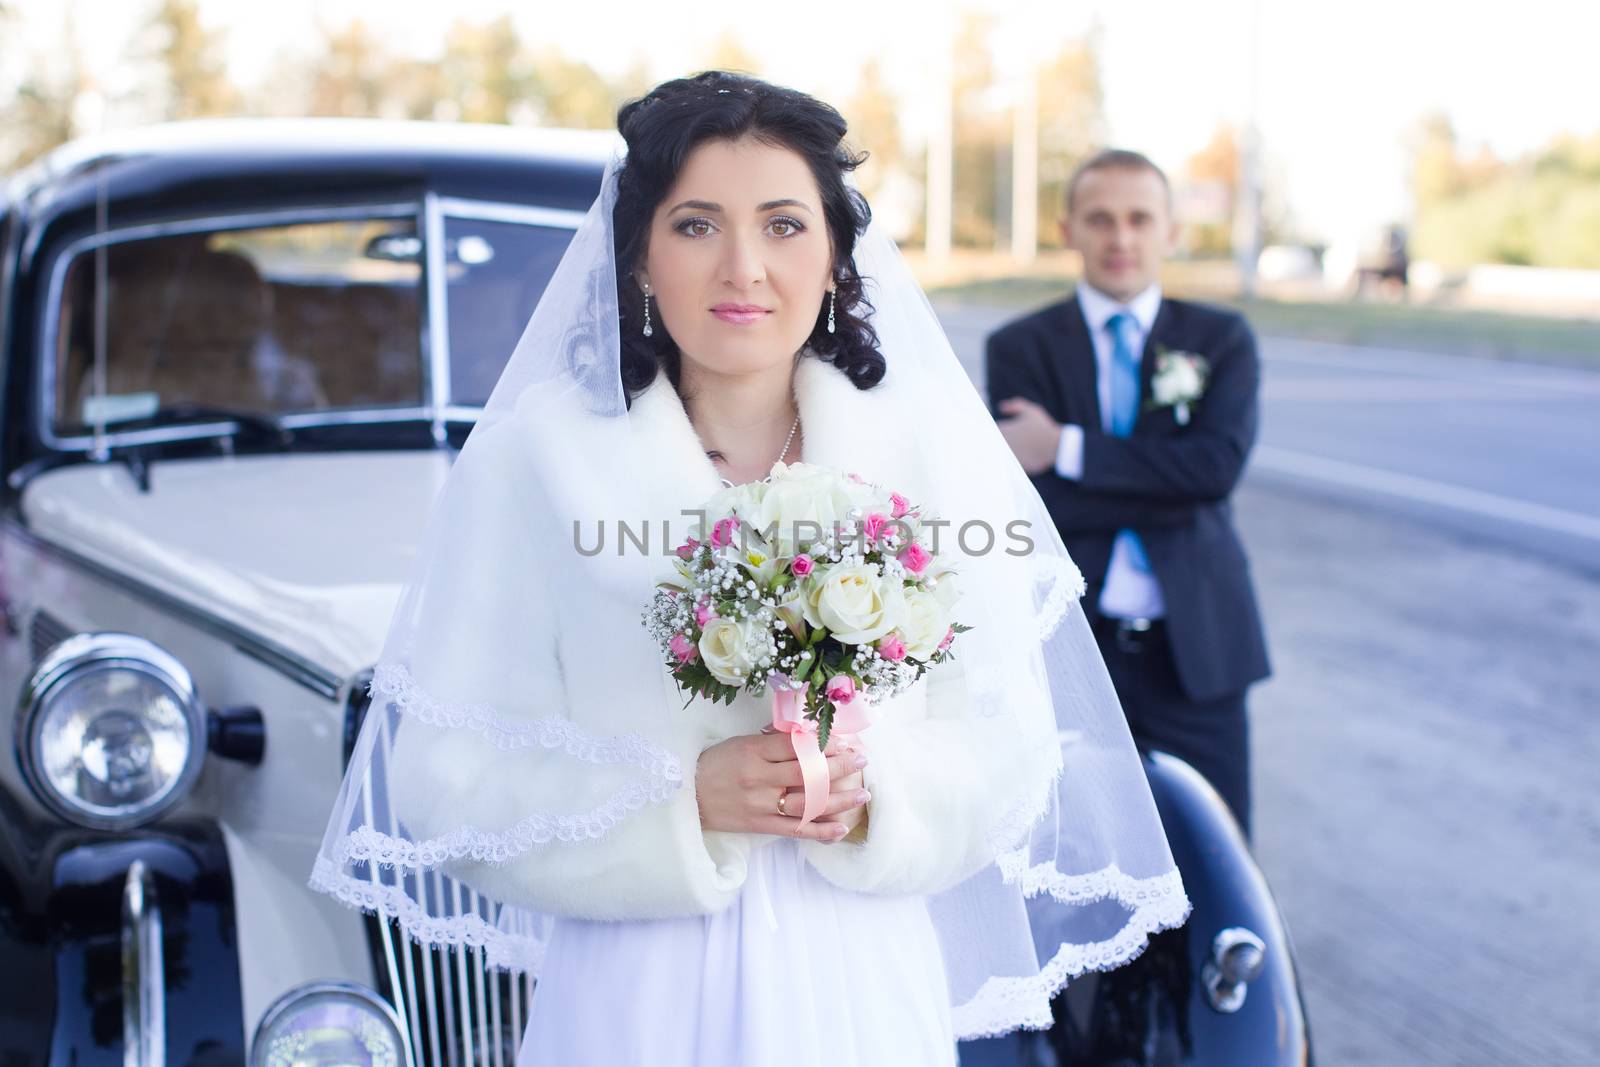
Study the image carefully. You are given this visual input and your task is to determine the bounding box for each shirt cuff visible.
[1054,423,1084,480]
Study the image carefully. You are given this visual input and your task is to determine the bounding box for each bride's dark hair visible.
[613,70,885,399]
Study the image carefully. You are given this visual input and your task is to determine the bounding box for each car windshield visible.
[50,208,575,441]
[53,217,424,437]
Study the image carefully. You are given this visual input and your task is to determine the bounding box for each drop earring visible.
[826,287,836,334]
[641,285,654,338]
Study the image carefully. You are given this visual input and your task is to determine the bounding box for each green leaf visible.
[816,702,833,750]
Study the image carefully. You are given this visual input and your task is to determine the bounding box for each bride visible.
[313,71,1188,1065]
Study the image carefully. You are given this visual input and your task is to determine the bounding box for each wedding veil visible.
[311,150,1190,1040]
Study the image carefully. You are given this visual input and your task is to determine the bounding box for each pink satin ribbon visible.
[770,685,873,827]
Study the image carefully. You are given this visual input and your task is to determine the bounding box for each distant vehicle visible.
[1257,243,1324,284]
[1352,224,1411,299]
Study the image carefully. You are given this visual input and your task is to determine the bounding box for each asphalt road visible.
[935,299,1600,1066]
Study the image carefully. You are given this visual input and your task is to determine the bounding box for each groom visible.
[985,149,1270,837]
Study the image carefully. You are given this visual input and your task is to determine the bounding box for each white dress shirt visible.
[1054,282,1167,620]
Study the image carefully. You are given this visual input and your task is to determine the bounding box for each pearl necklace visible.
[717,414,800,489]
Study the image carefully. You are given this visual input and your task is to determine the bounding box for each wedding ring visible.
[777,789,790,817]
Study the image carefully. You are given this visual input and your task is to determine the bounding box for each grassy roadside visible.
[927,272,1600,368]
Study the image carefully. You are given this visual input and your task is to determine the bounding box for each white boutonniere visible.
[1146,347,1211,425]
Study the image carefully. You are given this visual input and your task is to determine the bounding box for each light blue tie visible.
[1106,312,1152,573]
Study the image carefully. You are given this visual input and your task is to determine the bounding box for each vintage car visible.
[0,119,1310,1065]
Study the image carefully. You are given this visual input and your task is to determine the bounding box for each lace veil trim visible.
[950,867,1192,1040]
[329,664,685,869]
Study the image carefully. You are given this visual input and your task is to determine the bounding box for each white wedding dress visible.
[517,836,957,1066]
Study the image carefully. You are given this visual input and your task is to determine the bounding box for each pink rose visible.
[675,537,700,560]
[824,674,857,704]
[890,493,910,519]
[862,512,888,543]
[710,516,741,549]
[937,626,955,652]
[694,598,718,627]
[791,554,814,577]
[878,633,907,661]
[897,543,932,575]
[669,634,698,663]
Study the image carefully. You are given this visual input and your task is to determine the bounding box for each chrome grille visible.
[368,917,534,1067]
[347,669,535,1065]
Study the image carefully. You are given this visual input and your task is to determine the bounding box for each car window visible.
[52,217,424,435]
[444,217,574,407]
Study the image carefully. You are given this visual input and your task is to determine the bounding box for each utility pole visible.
[1011,62,1038,265]
[1233,0,1263,297]
[925,9,954,266]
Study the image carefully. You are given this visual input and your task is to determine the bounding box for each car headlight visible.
[252,981,411,1067]
[16,633,206,830]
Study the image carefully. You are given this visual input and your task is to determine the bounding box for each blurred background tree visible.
[1409,113,1600,269]
[525,48,620,128]
[945,11,1105,252]
[140,0,235,118]
[301,20,405,118]
[703,32,761,77]
[1184,124,1240,257]
[433,16,527,124]
[841,58,921,241]
[2,4,89,170]
[5,1,1594,276]
[842,59,902,197]
[1033,32,1105,249]
[950,10,1005,249]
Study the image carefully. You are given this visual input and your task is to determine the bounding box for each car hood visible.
[20,451,455,682]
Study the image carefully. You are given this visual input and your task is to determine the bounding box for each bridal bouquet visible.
[643,462,966,819]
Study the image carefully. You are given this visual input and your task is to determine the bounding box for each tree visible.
[1,5,89,171]
[611,57,656,104]
[140,0,235,119]
[842,59,903,197]
[1034,32,1105,247]
[1184,124,1241,256]
[435,16,527,124]
[1407,114,1600,269]
[950,10,1006,248]
[1408,111,1465,207]
[527,50,618,129]
[703,32,761,75]
[302,19,402,118]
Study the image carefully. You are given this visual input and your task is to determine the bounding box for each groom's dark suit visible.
[985,292,1270,835]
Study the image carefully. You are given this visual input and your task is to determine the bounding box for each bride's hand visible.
[696,732,871,842]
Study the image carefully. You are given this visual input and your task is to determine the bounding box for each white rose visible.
[753,463,860,548]
[704,480,765,522]
[899,589,953,661]
[927,570,960,609]
[698,616,763,686]
[802,564,904,644]
[1153,356,1204,406]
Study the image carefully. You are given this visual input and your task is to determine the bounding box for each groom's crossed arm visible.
[985,331,1201,535]
[1075,313,1261,504]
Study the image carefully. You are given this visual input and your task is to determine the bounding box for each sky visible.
[8,0,1598,244]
